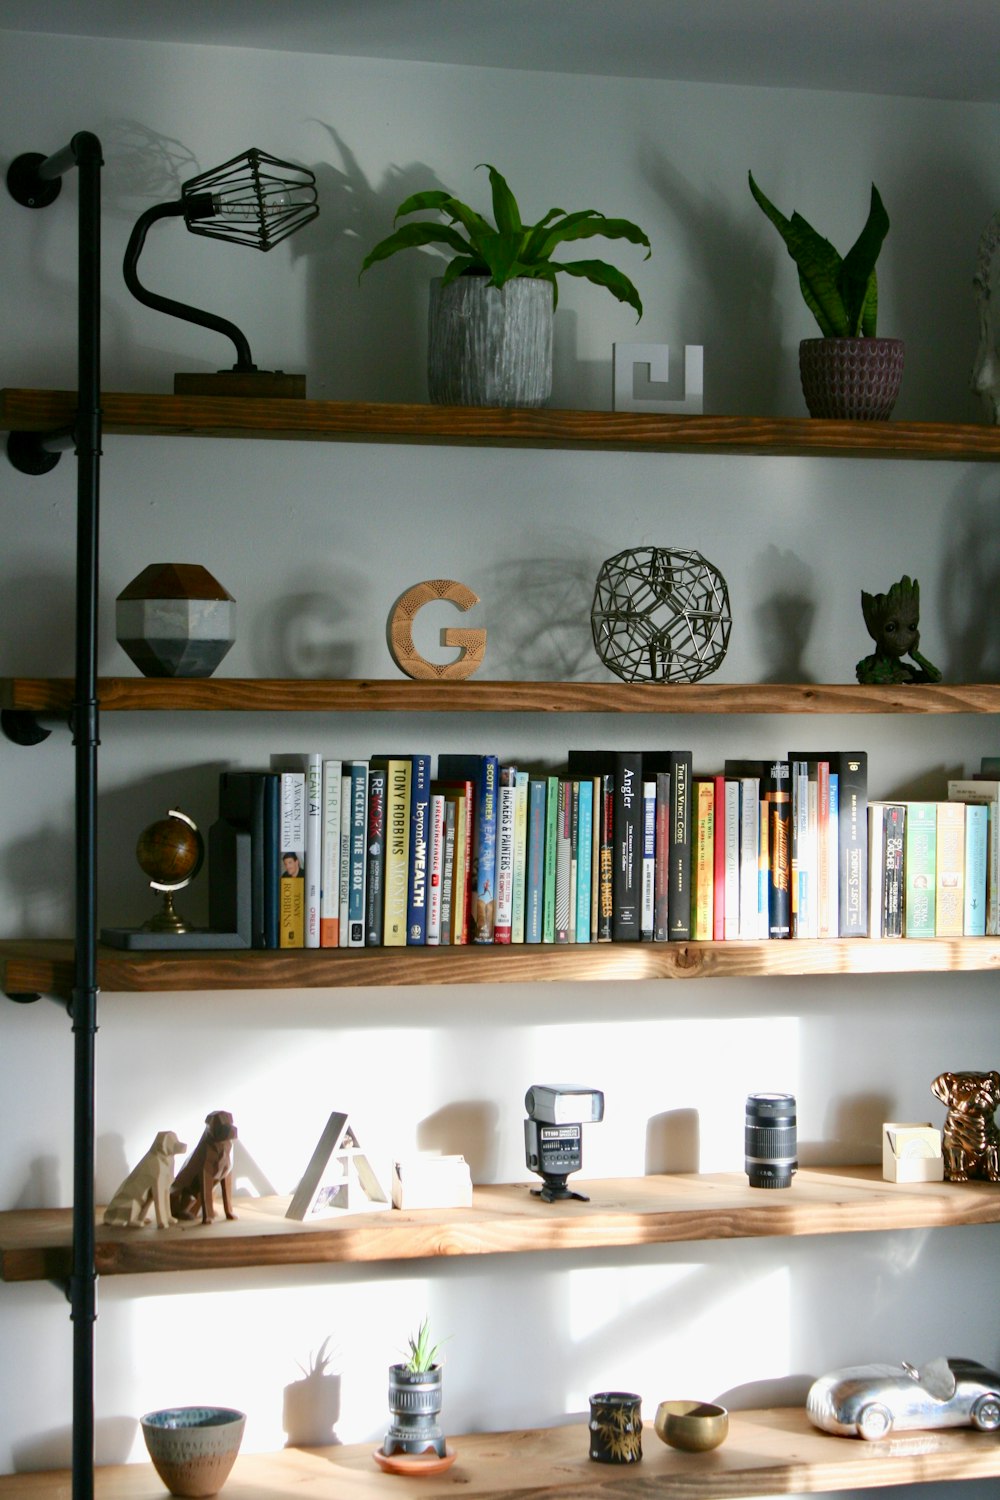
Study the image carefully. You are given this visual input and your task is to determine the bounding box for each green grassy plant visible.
[361,163,650,319]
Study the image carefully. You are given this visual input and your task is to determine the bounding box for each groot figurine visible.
[855,575,941,684]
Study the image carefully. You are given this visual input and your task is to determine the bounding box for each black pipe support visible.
[7,128,104,1500]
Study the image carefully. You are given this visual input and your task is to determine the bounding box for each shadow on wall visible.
[638,142,784,417]
[474,557,598,681]
[888,152,994,425]
[645,1108,700,1174]
[251,577,363,678]
[940,483,1000,682]
[750,546,817,683]
[13,1417,137,1473]
[418,1101,500,1183]
[300,125,454,402]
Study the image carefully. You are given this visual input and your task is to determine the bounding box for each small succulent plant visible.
[402,1318,443,1374]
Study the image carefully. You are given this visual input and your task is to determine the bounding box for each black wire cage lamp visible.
[123,147,319,398]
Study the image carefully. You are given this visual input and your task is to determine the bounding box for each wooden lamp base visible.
[174,370,306,398]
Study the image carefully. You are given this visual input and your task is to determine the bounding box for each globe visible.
[136,811,203,890]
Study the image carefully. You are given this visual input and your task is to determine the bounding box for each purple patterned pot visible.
[799,337,904,420]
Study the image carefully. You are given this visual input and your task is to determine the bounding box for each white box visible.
[882,1122,944,1182]
[391,1154,473,1210]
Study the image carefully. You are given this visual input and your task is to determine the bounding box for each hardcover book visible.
[274,767,305,948]
[543,773,560,943]
[217,768,280,948]
[763,760,791,939]
[405,753,431,945]
[653,770,671,942]
[495,765,517,945]
[320,758,343,948]
[567,750,642,941]
[271,754,322,948]
[525,778,547,944]
[788,750,867,937]
[576,776,594,944]
[438,797,456,945]
[511,769,529,943]
[648,750,693,941]
[554,778,573,943]
[723,776,741,941]
[427,791,446,945]
[364,763,387,947]
[935,800,966,938]
[904,801,937,939]
[435,779,473,945]
[380,757,411,947]
[948,779,1000,935]
[692,777,715,941]
[641,779,656,940]
[963,802,988,937]
[346,761,369,948]
[438,753,499,943]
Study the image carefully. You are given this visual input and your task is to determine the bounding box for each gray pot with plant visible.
[383,1320,446,1458]
[361,164,651,407]
[749,172,902,420]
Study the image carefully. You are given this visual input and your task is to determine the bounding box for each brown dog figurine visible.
[931,1071,1000,1182]
[170,1110,239,1223]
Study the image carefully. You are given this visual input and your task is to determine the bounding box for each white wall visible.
[1,27,999,1498]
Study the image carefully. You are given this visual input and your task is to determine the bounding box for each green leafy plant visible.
[748,172,890,338]
[360,163,651,319]
[401,1318,443,1374]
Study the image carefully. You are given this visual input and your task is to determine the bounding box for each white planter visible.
[427,275,553,407]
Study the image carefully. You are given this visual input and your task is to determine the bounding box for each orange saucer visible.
[373,1446,456,1476]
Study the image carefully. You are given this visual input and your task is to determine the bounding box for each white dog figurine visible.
[103,1130,188,1229]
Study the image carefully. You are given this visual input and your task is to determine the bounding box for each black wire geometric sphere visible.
[591,546,732,684]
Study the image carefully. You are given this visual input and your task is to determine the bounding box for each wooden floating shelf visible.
[3,937,1000,1000]
[4,387,1000,460]
[4,677,1000,717]
[2,1410,999,1499]
[3,1169,999,1284]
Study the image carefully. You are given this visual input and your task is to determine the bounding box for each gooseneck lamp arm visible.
[123,195,257,372]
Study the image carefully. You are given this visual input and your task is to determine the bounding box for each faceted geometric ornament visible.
[116,563,236,677]
[591,547,731,684]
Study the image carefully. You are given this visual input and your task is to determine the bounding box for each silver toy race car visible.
[807,1357,1000,1440]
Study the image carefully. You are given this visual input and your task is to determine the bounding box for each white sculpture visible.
[972,212,1000,423]
[613,342,704,414]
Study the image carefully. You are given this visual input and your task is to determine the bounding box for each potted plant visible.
[748,171,903,420]
[360,163,651,408]
[382,1318,447,1459]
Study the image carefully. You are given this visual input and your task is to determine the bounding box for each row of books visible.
[209,747,1000,949]
[869,782,1000,938]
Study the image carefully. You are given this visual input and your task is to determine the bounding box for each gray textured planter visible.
[428,275,553,407]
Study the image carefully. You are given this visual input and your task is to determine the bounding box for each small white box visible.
[391,1154,473,1210]
[882,1122,944,1183]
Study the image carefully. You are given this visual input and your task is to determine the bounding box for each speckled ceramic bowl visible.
[140,1407,245,1497]
[654,1399,729,1452]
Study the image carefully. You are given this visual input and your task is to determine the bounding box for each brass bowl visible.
[654,1399,729,1452]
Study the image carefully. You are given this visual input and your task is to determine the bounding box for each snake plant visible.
[360,163,651,319]
[749,172,890,338]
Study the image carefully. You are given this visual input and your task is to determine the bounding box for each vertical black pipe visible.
[44,131,103,1500]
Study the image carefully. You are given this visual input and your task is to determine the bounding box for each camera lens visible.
[745,1092,797,1189]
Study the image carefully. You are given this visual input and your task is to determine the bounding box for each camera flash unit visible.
[524,1084,604,1202]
